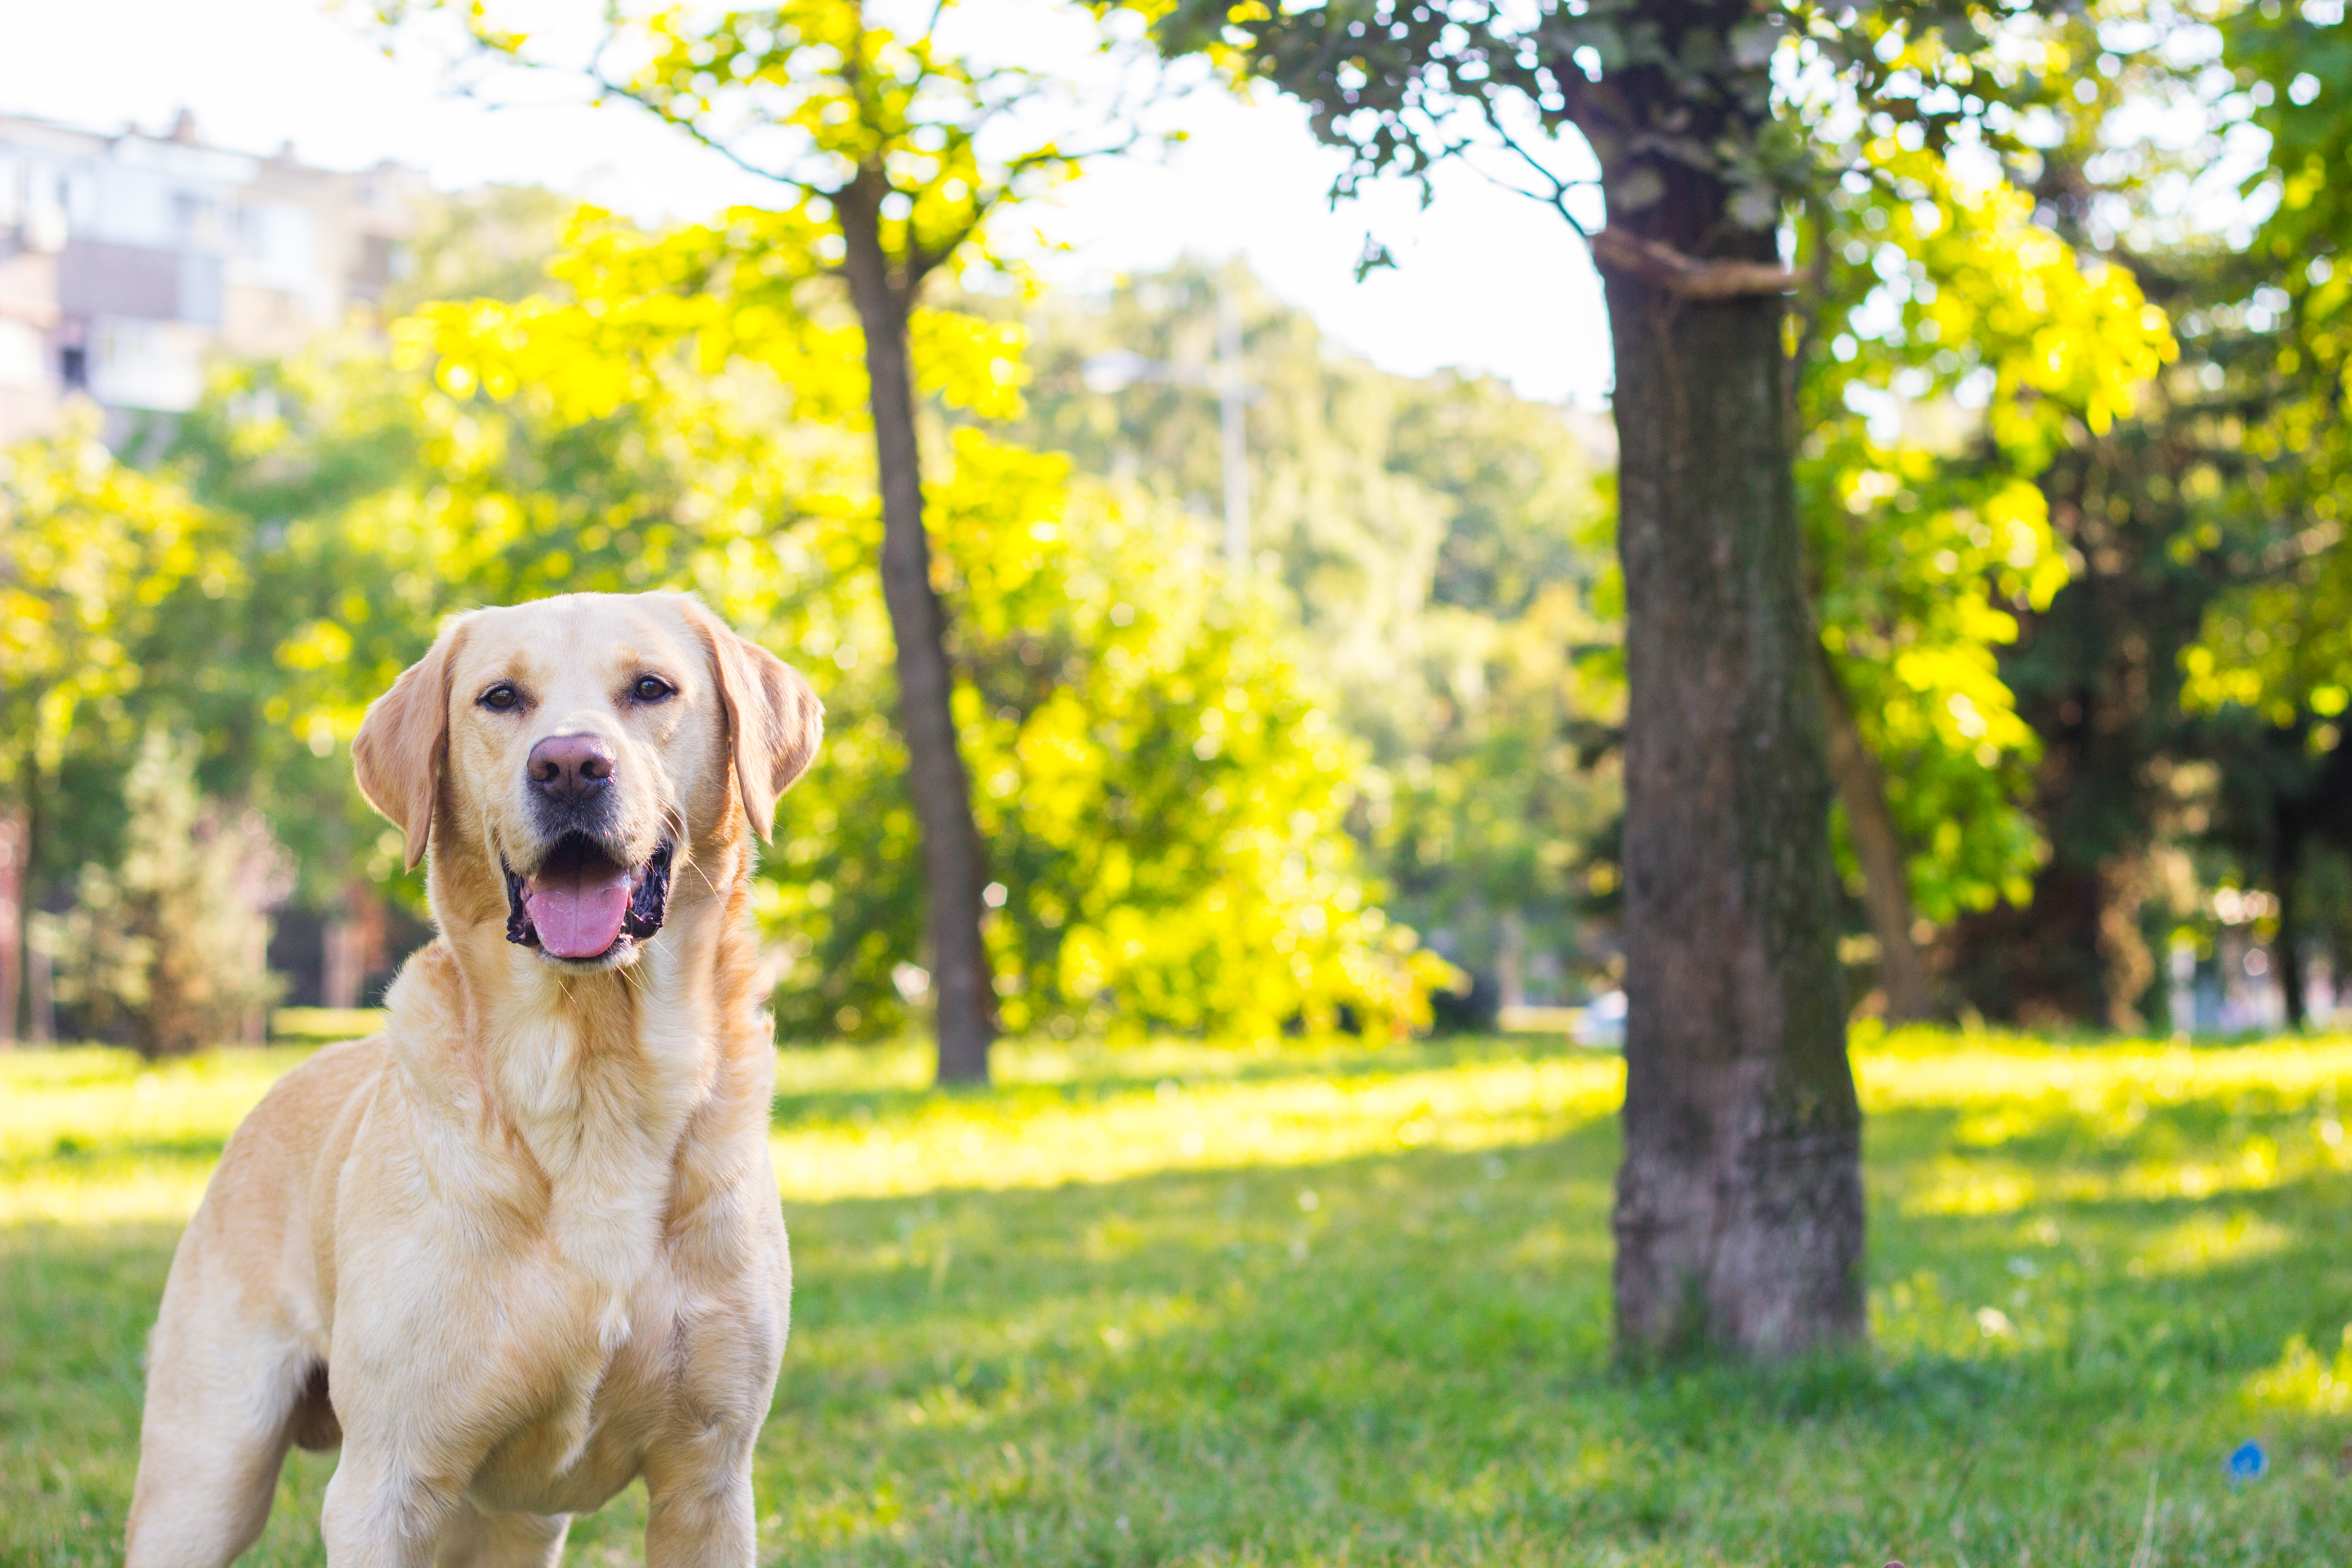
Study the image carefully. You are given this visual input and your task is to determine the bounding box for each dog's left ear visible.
[680,601,824,842]
[353,618,469,871]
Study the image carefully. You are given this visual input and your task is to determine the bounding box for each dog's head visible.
[353,593,821,971]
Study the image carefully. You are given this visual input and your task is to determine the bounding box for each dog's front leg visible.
[642,1434,757,1568]
[320,1448,462,1568]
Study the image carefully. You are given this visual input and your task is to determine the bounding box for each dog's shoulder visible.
[379,938,461,1031]
[239,1034,390,1146]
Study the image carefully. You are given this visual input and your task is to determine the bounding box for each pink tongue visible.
[524,862,632,958]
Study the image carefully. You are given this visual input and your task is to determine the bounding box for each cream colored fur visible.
[125,592,822,1568]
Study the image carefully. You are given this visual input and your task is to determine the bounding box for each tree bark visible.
[8,749,42,1044]
[0,800,23,1046]
[836,171,996,1083]
[2273,819,2306,1031]
[1818,651,1935,1023]
[1602,112,1864,1354]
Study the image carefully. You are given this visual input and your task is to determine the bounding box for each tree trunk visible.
[1818,651,1935,1023]
[9,750,43,1044]
[2274,820,2306,1031]
[0,801,23,1046]
[837,172,996,1084]
[1603,178,1864,1357]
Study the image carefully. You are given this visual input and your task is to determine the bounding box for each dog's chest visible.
[463,1247,691,1514]
[467,1191,783,1518]
[462,1024,699,1499]
[442,1014,783,1514]
[498,1019,701,1305]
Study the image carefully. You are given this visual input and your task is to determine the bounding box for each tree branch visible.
[1586,228,1795,300]
[1478,115,1598,239]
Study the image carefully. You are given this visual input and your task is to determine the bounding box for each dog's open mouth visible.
[503,835,673,960]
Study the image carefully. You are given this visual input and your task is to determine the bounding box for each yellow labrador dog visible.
[126,592,821,1568]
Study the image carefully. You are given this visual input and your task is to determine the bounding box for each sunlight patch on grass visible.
[1901,1145,2330,1218]
[0,1048,307,1225]
[1898,1129,2342,1217]
[0,1039,1622,1223]
[1856,1029,2352,1111]
[2130,1209,2293,1278]
[2247,1327,2352,1415]
[1906,1161,2041,1216]
[0,1047,307,1159]
[768,1055,1625,1202]
[13,1033,2352,1225]
[1859,1035,2352,1222]
[3,1166,230,1228]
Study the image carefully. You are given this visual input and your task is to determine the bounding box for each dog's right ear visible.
[353,622,466,871]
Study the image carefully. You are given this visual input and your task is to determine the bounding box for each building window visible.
[60,344,87,391]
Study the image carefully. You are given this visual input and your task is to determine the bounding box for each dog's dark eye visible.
[632,676,674,704]
[480,683,522,712]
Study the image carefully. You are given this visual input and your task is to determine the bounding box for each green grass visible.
[7,1029,2352,1565]
[266,1010,390,1046]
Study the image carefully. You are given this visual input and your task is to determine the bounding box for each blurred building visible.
[0,108,421,443]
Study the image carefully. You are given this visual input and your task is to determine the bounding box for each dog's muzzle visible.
[502,834,674,961]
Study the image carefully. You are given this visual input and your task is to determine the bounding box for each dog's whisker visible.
[662,805,726,906]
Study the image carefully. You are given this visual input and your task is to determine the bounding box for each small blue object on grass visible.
[2227,1440,2268,1481]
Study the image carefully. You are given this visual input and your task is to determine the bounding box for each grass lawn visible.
[6,1028,2352,1566]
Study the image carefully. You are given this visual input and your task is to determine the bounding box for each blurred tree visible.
[47,729,287,1056]
[379,183,578,315]
[1798,152,2172,1020]
[157,340,441,911]
[0,415,226,1041]
[390,0,1141,1083]
[2170,0,2352,1025]
[1003,263,1624,1013]
[1819,13,2263,1032]
[1949,352,2243,1029]
[779,429,1456,1041]
[1838,1,2352,1037]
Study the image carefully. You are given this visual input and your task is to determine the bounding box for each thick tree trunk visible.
[1604,203,1864,1358]
[837,174,996,1083]
[1818,652,1935,1023]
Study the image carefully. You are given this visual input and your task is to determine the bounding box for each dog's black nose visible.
[529,732,615,803]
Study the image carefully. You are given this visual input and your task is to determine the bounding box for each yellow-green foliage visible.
[9,1030,2352,1563]
[393,198,1454,1043]
[0,412,230,789]
[2182,6,2352,730]
[937,433,1453,1041]
[167,220,1443,1044]
[1800,150,2176,920]
[1009,268,1622,992]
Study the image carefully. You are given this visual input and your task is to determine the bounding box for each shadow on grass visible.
[13,1132,233,1166]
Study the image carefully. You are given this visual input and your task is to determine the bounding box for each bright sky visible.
[0,0,1615,406]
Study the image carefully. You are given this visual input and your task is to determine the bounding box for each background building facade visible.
[0,108,418,443]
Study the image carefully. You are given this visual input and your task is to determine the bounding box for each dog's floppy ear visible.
[353,620,467,871]
[680,600,823,842]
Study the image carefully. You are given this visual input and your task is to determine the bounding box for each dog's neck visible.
[383,830,775,1308]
